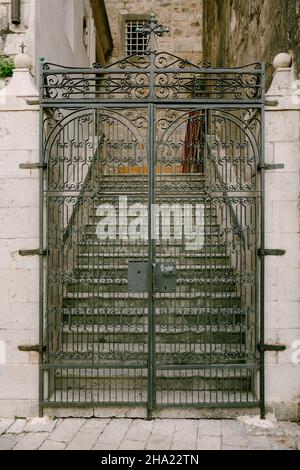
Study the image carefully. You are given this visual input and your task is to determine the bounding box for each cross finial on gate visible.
[136,12,169,51]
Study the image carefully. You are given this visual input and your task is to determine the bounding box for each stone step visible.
[48,343,249,365]
[65,277,237,293]
[54,368,252,392]
[77,239,226,249]
[61,330,244,345]
[74,266,230,279]
[76,252,230,266]
[63,292,241,308]
[61,306,248,326]
[47,389,256,405]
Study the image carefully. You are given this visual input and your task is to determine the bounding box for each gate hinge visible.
[19,249,48,256]
[265,99,279,107]
[257,344,286,352]
[258,248,286,257]
[257,163,284,171]
[19,163,47,170]
[18,344,46,353]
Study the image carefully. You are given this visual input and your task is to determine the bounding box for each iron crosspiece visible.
[136,12,169,52]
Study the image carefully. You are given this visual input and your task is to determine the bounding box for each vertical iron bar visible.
[259,63,266,419]
[39,58,45,416]
[147,102,156,418]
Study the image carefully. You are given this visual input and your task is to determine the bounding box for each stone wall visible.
[0,1,112,79]
[203,0,300,88]
[263,57,300,420]
[104,0,203,63]
[0,0,33,59]
[0,61,40,417]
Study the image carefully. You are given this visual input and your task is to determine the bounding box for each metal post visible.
[259,63,266,419]
[38,58,45,417]
[147,102,156,419]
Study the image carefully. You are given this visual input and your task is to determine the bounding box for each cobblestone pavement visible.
[0,416,299,450]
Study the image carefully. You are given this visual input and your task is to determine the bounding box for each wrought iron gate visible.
[40,14,265,416]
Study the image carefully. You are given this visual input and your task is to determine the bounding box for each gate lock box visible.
[128,261,176,293]
[155,262,176,293]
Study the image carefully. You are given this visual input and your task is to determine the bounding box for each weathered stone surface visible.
[39,440,67,450]
[48,418,85,443]
[24,417,57,433]
[93,418,132,447]
[105,0,203,64]
[171,420,198,450]
[0,418,14,434]
[196,436,221,450]
[0,436,16,450]
[6,419,26,434]
[247,436,273,450]
[203,0,300,87]
[13,432,48,450]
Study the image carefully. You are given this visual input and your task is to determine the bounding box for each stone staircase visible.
[49,173,255,406]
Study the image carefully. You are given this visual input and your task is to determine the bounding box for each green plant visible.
[0,56,14,78]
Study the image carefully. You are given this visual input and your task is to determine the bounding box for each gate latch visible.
[257,163,284,171]
[257,344,286,352]
[128,261,177,293]
[155,262,176,293]
[128,261,148,293]
[18,344,46,353]
[258,249,286,257]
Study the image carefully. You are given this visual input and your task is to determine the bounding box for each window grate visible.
[125,20,148,56]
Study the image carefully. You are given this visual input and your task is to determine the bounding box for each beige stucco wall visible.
[105,0,203,63]
[0,0,96,78]
[34,0,96,72]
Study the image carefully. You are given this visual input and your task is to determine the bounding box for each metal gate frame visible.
[38,14,266,417]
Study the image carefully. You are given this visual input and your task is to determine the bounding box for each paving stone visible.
[48,418,85,442]
[13,432,48,450]
[171,420,198,449]
[221,419,246,436]
[197,419,221,436]
[145,435,172,450]
[0,436,16,450]
[222,445,247,450]
[0,419,14,435]
[124,419,153,442]
[279,422,300,437]
[145,419,175,450]
[222,433,247,448]
[94,419,132,447]
[93,442,116,450]
[39,440,67,450]
[271,438,295,450]
[24,417,57,433]
[79,418,109,435]
[6,418,26,434]
[119,439,145,450]
[247,436,273,450]
[196,436,221,450]
[66,431,99,450]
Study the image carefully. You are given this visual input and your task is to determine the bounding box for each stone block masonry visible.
[263,54,300,420]
[0,53,39,417]
[105,0,203,64]
[203,0,300,88]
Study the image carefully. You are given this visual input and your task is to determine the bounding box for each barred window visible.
[125,20,148,56]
